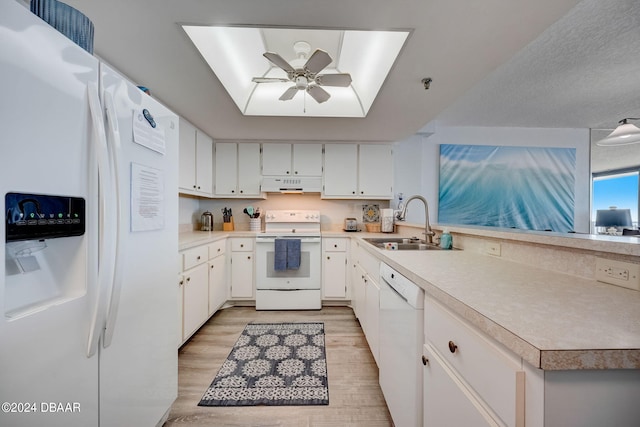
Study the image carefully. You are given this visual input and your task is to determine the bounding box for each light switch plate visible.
[595,258,640,291]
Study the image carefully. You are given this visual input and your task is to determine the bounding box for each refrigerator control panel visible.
[5,192,85,242]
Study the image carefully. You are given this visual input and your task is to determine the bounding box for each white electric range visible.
[254,210,322,310]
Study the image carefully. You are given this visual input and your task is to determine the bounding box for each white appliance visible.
[261,176,322,193]
[0,2,178,426]
[255,210,322,310]
[379,262,424,427]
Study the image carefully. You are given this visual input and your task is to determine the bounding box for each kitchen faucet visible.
[395,195,435,244]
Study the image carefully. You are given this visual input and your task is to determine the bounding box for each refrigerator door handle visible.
[102,92,126,349]
[86,82,117,358]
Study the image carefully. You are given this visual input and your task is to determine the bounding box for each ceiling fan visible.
[252,41,352,104]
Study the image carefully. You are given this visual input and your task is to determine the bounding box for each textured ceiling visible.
[437,0,640,131]
[61,0,590,142]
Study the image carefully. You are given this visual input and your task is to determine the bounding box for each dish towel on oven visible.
[274,238,301,271]
[286,238,301,270]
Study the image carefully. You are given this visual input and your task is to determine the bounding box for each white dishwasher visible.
[379,262,424,427]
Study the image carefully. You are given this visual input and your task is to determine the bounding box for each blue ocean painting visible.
[438,144,576,232]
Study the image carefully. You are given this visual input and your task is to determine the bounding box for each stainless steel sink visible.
[363,237,449,251]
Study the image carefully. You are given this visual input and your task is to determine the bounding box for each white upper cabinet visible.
[262,143,323,176]
[214,142,262,197]
[237,143,262,196]
[358,144,393,199]
[214,142,237,196]
[323,143,358,197]
[178,118,213,197]
[323,143,393,199]
[293,143,323,176]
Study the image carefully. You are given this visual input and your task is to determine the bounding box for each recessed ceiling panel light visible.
[182,25,410,118]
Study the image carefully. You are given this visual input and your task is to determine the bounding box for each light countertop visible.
[179,230,640,370]
[361,242,640,371]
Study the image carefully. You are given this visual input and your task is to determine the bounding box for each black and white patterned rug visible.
[198,322,329,406]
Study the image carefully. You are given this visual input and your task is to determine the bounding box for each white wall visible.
[393,124,591,233]
[391,133,432,225]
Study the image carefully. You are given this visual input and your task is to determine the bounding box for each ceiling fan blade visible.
[263,52,295,74]
[307,85,331,103]
[279,86,299,101]
[316,73,352,87]
[252,77,290,83]
[303,49,332,75]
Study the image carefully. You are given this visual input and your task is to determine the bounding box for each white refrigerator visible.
[1,1,178,426]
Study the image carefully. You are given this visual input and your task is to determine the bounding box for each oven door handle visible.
[256,236,322,244]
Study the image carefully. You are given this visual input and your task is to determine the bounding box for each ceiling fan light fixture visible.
[294,76,308,89]
[597,118,640,146]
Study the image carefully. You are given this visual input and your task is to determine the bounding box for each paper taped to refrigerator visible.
[130,162,165,232]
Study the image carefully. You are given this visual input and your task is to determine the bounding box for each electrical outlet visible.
[485,242,501,256]
[595,258,640,291]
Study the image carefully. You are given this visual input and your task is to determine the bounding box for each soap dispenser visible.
[440,229,452,249]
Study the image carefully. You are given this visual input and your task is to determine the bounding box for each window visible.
[592,169,639,233]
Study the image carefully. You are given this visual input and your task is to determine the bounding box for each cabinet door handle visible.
[197,256,201,260]
[247,256,251,260]
[186,276,191,282]
[421,355,429,366]
[448,340,458,353]
[210,265,214,269]
[327,256,331,260]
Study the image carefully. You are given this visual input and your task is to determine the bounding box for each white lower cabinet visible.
[350,261,366,322]
[424,296,525,427]
[364,276,380,364]
[179,239,227,345]
[322,238,349,299]
[423,343,499,427]
[229,238,254,299]
[182,262,209,341]
[349,241,380,365]
[207,240,227,315]
[177,273,184,346]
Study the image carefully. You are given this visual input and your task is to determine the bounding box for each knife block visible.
[223,217,234,231]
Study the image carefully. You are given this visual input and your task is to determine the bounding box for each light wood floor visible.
[165,306,392,427]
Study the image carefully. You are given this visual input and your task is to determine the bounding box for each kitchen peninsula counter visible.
[178,230,640,370]
[357,238,640,371]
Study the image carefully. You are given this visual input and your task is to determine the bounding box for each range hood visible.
[261,176,322,193]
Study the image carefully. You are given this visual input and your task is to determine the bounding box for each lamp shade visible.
[595,208,632,227]
[597,122,640,146]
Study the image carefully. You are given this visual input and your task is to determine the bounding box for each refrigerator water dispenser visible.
[4,192,88,319]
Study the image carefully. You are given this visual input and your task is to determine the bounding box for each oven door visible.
[255,235,321,290]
